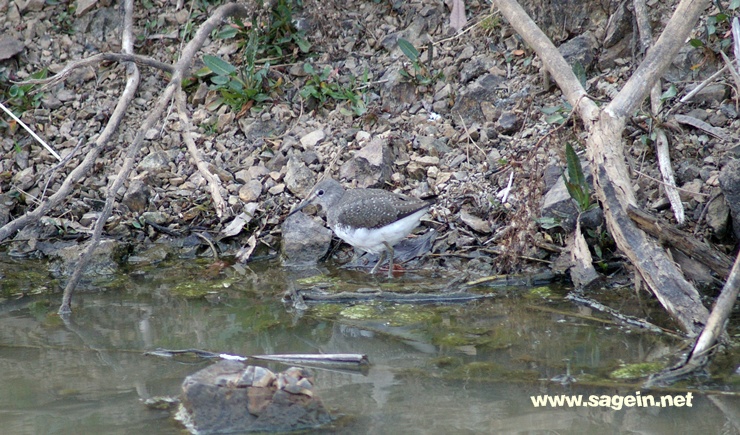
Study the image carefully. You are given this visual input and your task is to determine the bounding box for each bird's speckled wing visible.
[329,189,433,230]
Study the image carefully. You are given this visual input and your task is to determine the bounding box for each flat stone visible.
[705,193,730,238]
[42,239,127,277]
[460,209,491,233]
[718,159,740,240]
[122,179,151,213]
[239,179,263,202]
[497,111,521,134]
[300,129,325,148]
[0,36,24,60]
[339,136,393,188]
[558,34,597,70]
[141,211,168,225]
[268,183,285,195]
[689,83,728,106]
[284,156,315,197]
[17,0,44,12]
[247,164,269,180]
[139,150,172,172]
[411,155,440,166]
[75,0,98,16]
[452,73,506,126]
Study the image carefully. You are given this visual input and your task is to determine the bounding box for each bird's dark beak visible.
[287,200,311,218]
[287,189,318,218]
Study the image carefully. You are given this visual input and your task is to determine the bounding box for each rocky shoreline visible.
[0,0,738,289]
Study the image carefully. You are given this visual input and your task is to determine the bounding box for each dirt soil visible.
[0,0,737,284]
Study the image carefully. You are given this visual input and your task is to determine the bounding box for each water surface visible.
[0,254,737,434]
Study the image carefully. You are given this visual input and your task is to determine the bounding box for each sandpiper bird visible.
[287,178,434,277]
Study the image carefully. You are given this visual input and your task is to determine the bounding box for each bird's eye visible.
[317,189,325,196]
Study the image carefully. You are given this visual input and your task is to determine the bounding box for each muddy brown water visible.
[0,252,737,434]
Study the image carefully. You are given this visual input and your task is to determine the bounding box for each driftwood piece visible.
[493,0,711,335]
[627,205,733,279]
[146,348,369,367]
[285,288,497,305]
[564,294,678,336]
[174,88,228,218]
[570,221,600,288]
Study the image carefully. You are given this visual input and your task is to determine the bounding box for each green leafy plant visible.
[201,52,272,113]
[563,142,594,212]
[219,0,310,63]
[3,69,48,112]
[586,226,615,270]
[540,102,572,125]
[571,61,587,89]
[660,84,677,102]
[688,1,739,56]
[478,14,501,36]
[299,64,368,116]
[200,0,311,114]
[397,38,444,87]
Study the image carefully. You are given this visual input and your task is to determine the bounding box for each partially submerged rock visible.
[281,211,332,267]
[178,360,333,434]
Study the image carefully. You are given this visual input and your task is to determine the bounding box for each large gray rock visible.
[452,74,506,126]
[281,211,332,266]
[0,36,24,60]
[339,136,393,188]
[179,360,332,434]
[284,156,316,197]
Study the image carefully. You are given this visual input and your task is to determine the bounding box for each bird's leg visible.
[370,250,386,275]
[383,241,394,278]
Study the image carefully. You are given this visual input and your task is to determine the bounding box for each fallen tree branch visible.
[21,53,175,90]
[673,114,732,141]
[563,293,681,336]
[145,348,370,368]
[634,0,685,224]
[58,2,251,314]
[493,0,711,335]
[645,248,740,387]
[627,205,733,279]
[174,87,228,218]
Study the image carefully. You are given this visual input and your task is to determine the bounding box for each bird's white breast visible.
[332,208,429,254]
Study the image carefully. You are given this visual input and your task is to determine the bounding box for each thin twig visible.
[0,102,61,161]
[633,168,710,197]
[19,53,174,90]
[174,87,228,218]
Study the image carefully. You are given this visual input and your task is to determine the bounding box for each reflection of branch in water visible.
[60,315,120,369]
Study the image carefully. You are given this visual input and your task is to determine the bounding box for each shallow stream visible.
[0,252,737,434]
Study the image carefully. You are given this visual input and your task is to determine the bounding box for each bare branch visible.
[21,53,174,90]
[493,0,711,334]
[174,87,228,218]
[59,1,251,314]
[609,0,712,117]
